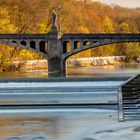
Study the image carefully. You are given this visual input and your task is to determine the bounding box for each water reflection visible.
[0,64,139,78]
[1,113,139,140]
[0,71,48,78]
[67,64,140,77]
[0,116,57,139]
[0,110,117,140]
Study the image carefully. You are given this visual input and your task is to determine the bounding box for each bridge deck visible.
[0,34,51,39]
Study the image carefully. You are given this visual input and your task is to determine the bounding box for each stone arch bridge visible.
[0,11,140,76]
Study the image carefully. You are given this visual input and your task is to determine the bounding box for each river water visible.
[67,64,140,77]
[0,64,140,140]
[0,64,139,78]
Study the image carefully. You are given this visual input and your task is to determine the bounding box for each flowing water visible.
[0,64,140,140]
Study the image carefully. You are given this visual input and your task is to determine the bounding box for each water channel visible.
[0,64,140,140]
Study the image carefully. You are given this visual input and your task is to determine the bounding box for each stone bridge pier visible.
[47,35,65,77]
[47,11,65,77]
[47,56,65,77]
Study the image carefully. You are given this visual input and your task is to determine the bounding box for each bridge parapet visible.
[62,34,140,39]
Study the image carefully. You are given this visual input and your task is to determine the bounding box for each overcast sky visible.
[94,0,140,8]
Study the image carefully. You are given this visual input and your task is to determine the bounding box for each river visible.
[0,64,140,140]
[67,64,140,77]
[0,64,140,78]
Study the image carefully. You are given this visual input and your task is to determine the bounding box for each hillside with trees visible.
[0,0,140,68]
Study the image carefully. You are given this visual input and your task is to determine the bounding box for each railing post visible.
[71,41,75,51]
[118,86,124,122]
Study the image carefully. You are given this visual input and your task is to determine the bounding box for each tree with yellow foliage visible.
[0,8,17,33]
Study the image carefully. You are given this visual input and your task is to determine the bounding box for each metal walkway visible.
[118,75,140,121]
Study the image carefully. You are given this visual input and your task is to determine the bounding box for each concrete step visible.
[0,86,117,93]
[123,95,140,99]
[124,110,140,115]
[123,96,140,100]
[122,87,140,91]
[125,116,140,120]
[0,92,117,105]
[0,103,117,110]
[123,92,140,95]
[123,103,140,107]
[123,106,138,109]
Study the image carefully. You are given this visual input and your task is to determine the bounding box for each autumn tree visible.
[102,16,114,33]
[0,0,140,65]
[0,7,17,33]
[119,22,140,62]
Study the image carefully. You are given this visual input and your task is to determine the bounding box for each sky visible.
[94,0,140,8]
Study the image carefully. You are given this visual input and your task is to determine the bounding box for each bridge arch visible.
[62,38,140,60]
[0,40,48,59]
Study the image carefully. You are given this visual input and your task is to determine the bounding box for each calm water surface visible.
[0,64,140,140]
[67,64,140,77]
[0,64,140,78]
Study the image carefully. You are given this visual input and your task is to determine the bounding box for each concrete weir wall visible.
[67,56,125,67]
[11,56,125,72]
[12,60,48,72]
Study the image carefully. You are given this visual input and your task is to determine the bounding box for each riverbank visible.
[67,56,126,67]
[0,56,139,72]
[0,60,48,72]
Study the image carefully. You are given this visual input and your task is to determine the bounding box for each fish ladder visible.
[118,75,140,121]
